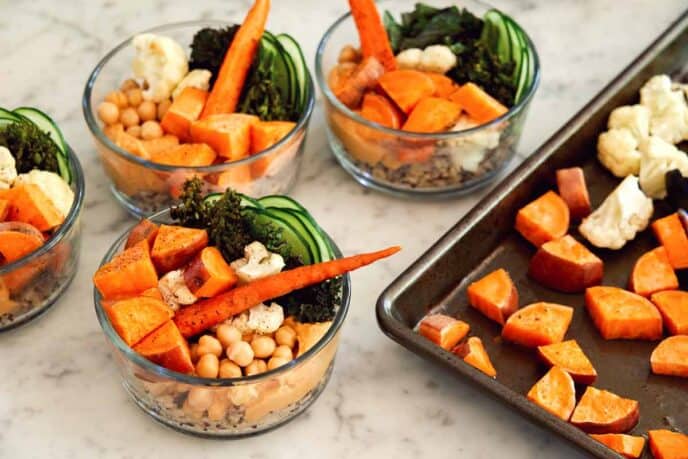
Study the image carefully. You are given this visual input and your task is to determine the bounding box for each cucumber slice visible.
[261,32,294,112]
[276,34,309,112]
[258,195,308,213]
[13,107,68,156]
[56,154,72,185]
[503,17,522,73]
[483,10,510,63]
[503,16,533,103]
[0,108,22,123]
[246,207,314,265]
[263,208,321,262]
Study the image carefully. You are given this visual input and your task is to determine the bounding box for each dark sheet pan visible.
[377,11,688,459]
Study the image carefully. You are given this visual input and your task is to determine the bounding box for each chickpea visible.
[126,88,143,107]
[119,107,140,128]
[140,120,163,140]
[338,45,361,63]
[245,359,267,376]
[267,356,291,371]
[219,359,242,378]
[197,335,223,357]
[157,99,172,120]
[250,335,276,359]
[186,387,213,412]
[97,102,120,125]
[228,386,257,406]
[189,343,200,362]
[275,325,296,348]
[216,324,242,349]
[207,396,228,421]
[120,78,140,91]
[126,125,141,138]
[227,341,254,367]
[195,353,219,378]
[138,100,157,122]
[272,344,293,361]
[242,333,254,343]
[105,90,128,109]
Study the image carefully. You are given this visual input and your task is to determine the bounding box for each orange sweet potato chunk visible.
[452,336,497,378]
[570,387,639,434]
[467,268,518,325]
[648,429,688,459]
[590,434,646,459]
[124,219,159,250]
[133,320,194,374]
[526,366,576,421]
[585,286,663,340]
[418,314,470,350]
[160,87,208,142]
[502,302,573,348]
[629,247,678,298]
[651,290,688,335]
[528,235,603,293]
[105,296,173,347]
[151,225,209,273]
[515,191,570,247]
[190,113,259,161]
[183,246,238,298]
[537,340,597,384]
[93,240,159,300]
[7,184,64,231]
[650,335,688,378]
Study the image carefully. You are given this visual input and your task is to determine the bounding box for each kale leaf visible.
[189,26,240,86]
[0,119,60,174]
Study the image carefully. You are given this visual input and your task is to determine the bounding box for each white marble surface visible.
[1,0,686,458]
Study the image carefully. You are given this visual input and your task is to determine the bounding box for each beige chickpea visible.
[218,359,242,378]
[267,356,291,371]
[157,99,172,120]
[197,335,223,357]
[216,324,242,349]
[126,88,143,107]
[338,45,361,63]
[105,90,128,108]
[140,120,163,140]
[251,335,276,359]
[119,107,140,127]
[272,344,293,361]
[120,78,140,91]
[126,125,141,138]
[97,102,120,125]
[275,325,296,348]
[138,100,157,122]
[186,387,214,412]
[227,341,254,367]
[245,359,267,376]
[207,395,228,421]
[195,353,219,378]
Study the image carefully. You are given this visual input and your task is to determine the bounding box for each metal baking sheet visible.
[377,11,688,459]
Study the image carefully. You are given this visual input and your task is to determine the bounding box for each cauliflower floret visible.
[419,45,457,74]
[158,269,196,311]
[0,147,17,190]
[639,74,688,144]
[596,129,642,177]
[607,105,650,142]
[171,69,212,100]
[445,116,501,173]
[638,135,688,199]
[132,33,189,103]
[579,175,653,250]
[229,311,252,335]
[247,302,284,334]
[14,169,74,217]
[395,48,423,70]
[230,241,285,284]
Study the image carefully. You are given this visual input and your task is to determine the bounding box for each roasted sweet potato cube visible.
[528,235,603,293]
[652,213,688,269]
[105,296,173,347]
[650,335,688,378]
[515,191,570,247]
[502,302,573,348]
[570,387,639,434]
[590,434,646,459]
[467,268,518,325]
[133,320,194,374]
[585,286,663,340]
[151,225,208,273]
[125,219,159,250]
[183,246,237,298]
[537,340,597,384]
[452,336,496,378]
[648,429,688,459]
[629,247,678,297]
[418,314,470,350]
[526,366,576,421]
[7,184,64,231]
[93,240,159,300]
[556,167,591,220]
[651,290,688,335]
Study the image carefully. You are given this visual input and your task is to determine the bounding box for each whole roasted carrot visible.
[349,0,397,71]
[201,0,270,117]
[174,246,401,337]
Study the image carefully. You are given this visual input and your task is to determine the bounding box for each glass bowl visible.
[0,146,85,331]
[315,0,540,198]
[94,209,350,437]
[83,20,315,218]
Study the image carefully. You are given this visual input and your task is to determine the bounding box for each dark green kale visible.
[170,177,208,228]
[448,42,516,106]
[277,277,341,323]
[189,26,240,86]
[0,119,60,175]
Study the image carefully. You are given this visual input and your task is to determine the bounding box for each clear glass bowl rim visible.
[82,20,316,174]
[93,208,351,386]
[0,145,85,275]
[314,4,541,139]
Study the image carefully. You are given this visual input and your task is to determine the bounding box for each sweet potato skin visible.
[418,314,470,350]
[150,225,209,273]
[125,219,159,250]
[452,336,497,378]
[650,335,688,378]
[570,387,640,434]
[183,246,238,298]
[537,340,597,385]
[133,320,194,374]
[502,302,573,348]
[528,235,603,293]
[648,429,688,459]
[585,286,663,340]
[467,268,518,325]
[556,167,591,220]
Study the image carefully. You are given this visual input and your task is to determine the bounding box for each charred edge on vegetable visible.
[0,118,60,175]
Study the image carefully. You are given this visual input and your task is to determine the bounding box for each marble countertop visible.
[1,0,686,457]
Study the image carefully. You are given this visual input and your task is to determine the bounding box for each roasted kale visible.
[238,46,296,121]
[0,119,60,174]
[170,177,208,229]
[189,25,240,86]
[278,277,341,323]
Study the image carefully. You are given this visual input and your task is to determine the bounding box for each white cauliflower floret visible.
[172,69,212,100]
[607,105,650,142]
[158,269,196,311]
[132,33,189,102]
[395,48,423,70]
[247,302,284,334]
[229,311,252,335]
[638,136,688,199]
[0,147,17,190]
[445,116,500,173]
[579,175,653,250]
[419,45,457,74]
[639,74,688,144]
[14,169,74,217]
[230,241,285,284]
[596,129,642,177]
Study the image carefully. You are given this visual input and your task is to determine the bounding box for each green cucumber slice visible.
[276,34,309,112]
[246,207,314,265]
[13,107,68,156]
[0,108,22,123]
[263,208,321,263]
[258,195,308,213]
[483,10,510,63]
[261,32,294,112]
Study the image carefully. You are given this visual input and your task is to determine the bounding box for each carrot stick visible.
[174,246,401,337]
[201,0,270,117]
[348,0,397,71]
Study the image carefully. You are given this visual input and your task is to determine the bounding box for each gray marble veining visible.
[0,1,686,458]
